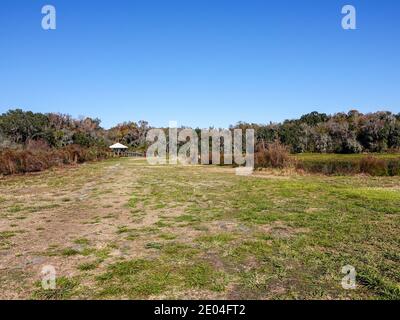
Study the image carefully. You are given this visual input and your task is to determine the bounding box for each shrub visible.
[296,159,360,175]
[295,155,400,176]
[255,141,291,168]
[26,139,50,152]
[359,156,388,176]
[0,145,109,176]
[0,149,19,175]
[388,159,400,176]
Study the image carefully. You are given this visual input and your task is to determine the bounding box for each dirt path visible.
[0,159,151,298]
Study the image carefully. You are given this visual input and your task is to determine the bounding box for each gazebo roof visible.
[109,143,128,149]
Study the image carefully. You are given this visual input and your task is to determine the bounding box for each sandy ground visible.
[0,159,152,298]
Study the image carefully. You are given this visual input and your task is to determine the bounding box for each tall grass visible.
[295,155,400,176]
[255,141,292,168]
[254,143,400,176]
[0,145,109,176]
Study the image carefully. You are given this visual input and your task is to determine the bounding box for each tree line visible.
[0,109,150,152]
[1,109,400,154]
[233,110,400,153]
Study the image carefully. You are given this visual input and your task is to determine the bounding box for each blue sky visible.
[0,0,399,128]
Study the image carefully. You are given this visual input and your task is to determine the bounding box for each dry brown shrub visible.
[26,139,50,151]
[255,140,292,168]
[359,156,388,176]
[0,144,109,176]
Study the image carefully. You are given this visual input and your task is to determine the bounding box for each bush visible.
[0,145,109,176]
[359,156,388,176]
[26,139,50,152]
[255,141,291,168]
[295,155,400,176]
[387,159,400,176]
[296,159,359,175]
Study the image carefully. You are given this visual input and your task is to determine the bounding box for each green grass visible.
[78,261,101,271]
[1,157,399,299]
[183,263,227,292]
[145,242,163,250]
[96,254,227,298]
[116,225,132,234]
[159,233,177,240]
[121,160,400,299]
[61,248,81,256]
[32,277,80,300]
[8,205,23,213]
[0,231,17,239]
[74,238,90,245]
[0,231,16,250]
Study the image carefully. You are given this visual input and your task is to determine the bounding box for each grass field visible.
[0,158,399,299]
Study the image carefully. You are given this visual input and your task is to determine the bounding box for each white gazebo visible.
[109,143,128,155]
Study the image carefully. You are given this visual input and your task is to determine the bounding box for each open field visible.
[0,158,399,299]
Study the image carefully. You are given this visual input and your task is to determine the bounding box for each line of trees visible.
[232,110,400,153]
[0,109,151,152]
[1,109,400,154]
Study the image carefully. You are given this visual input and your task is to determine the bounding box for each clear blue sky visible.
[0,0,399,128]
